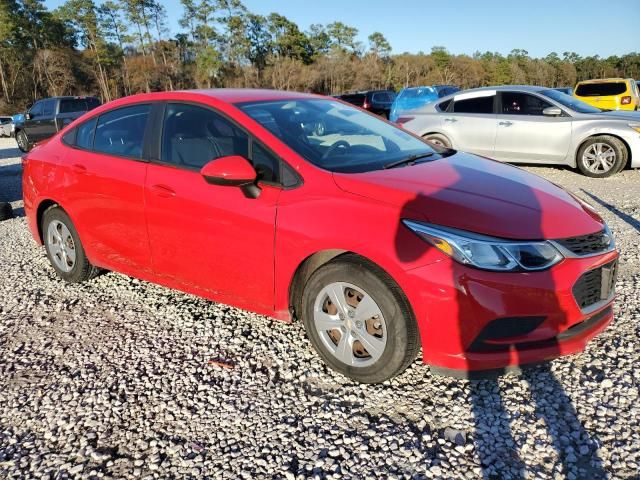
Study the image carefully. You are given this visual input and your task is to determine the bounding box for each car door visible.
[144,102,281,311]
[23,101,43,139]
[61,103,153,274]
[37,99,58,139]
[441,90,497,157]
[494,91,572,163]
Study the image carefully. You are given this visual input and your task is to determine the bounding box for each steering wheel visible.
[321,140,350,160]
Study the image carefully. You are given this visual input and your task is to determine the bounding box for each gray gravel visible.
[1,136,639,479]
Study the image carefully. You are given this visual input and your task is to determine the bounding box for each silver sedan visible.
[399,85,640,177]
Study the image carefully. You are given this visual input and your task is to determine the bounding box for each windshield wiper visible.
[383,152,435,169]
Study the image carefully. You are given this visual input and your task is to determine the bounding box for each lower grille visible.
[572,260,617,310]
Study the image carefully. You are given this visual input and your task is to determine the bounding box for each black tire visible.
[16,130,31,153]
[42,206,99,283]
[576,135,627,178]
[301,254,420,383]
[423,133,452,148]
[0,202,13,221]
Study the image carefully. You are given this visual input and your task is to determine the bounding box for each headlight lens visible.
[403,220,563,272]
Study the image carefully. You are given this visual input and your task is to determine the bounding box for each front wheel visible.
[16,130,31,153]
[301,254,420,383]
[577,136,627,178]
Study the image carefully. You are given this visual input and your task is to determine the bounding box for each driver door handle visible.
[499,121,513,126]
[150,184,176,198]
[444,118,457,123]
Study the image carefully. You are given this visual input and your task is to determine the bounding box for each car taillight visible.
[363,99,371,109]
[395,116,414,126]
[621,96,631,105]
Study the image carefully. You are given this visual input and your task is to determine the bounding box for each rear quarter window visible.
[437,100,451,112]
[575,82,627,97]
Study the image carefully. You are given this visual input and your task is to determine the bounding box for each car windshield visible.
[539,89,602,114]
[237,99,445,173]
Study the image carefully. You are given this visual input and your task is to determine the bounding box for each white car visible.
[399,85,640,178]
[0,116,13,137]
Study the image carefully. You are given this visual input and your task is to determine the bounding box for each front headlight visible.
[403,220,563,272]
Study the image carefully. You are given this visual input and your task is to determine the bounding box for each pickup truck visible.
[15,96,101,152]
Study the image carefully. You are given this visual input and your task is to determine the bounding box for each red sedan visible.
[22,89,618,383]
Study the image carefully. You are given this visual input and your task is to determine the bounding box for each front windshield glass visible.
[539,89,602,114]
[237,99,446,173]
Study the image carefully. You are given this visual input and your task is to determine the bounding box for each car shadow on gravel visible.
[580,189,640,233]
[396,163,607,478]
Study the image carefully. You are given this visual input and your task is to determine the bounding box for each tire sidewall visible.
[42,207,89,282]
[577,136,624,178]
[301,259,414,383]
[16,130,30,153]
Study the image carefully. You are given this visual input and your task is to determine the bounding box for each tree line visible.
[1,0,639,113]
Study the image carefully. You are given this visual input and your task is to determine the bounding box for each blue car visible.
[390,85,460,122]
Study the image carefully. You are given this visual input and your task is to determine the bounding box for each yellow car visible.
[574,78,639,111]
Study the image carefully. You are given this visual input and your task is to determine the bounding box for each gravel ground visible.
[1,136,639,479]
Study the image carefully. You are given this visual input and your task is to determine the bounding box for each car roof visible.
[452,85,550,95]
[576,78,629,84]
[190,88,320,103]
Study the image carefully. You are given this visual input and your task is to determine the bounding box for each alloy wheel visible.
[582,143,616,174]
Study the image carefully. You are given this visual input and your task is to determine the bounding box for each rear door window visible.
[93,104,150,159]
[452,94,495,114]
[575,82,627,96]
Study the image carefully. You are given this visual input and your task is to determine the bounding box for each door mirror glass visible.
[200,155,257,187]
[542,107,562,117]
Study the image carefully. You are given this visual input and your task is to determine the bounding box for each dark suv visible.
[16,96,101,152]
[335,90,396,118]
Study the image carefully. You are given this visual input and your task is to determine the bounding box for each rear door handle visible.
[71,163,87,174]
[499,121,513,126]
[150,184,176,198]
[444,118,458,122]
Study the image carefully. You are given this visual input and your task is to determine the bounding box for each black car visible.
[16,96,101,152]
[335,90,396,118]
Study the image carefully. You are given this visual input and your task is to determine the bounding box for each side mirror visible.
[200,155,260,199]
[542,107,562,117]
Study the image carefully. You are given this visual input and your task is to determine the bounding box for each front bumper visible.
[402,250,618,375]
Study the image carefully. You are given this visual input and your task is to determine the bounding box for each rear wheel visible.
[301,254,420,383]
[577,136,627,178]
[42,207,99,283]
[16,130,31,153]
[423,133,451,148]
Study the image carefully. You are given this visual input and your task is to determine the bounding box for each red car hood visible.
[333,153,604,240]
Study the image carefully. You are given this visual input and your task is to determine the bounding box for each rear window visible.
[59,98,101,114]
[371,92,395,103]
[575,82,627,97]
[340,94,365,106]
